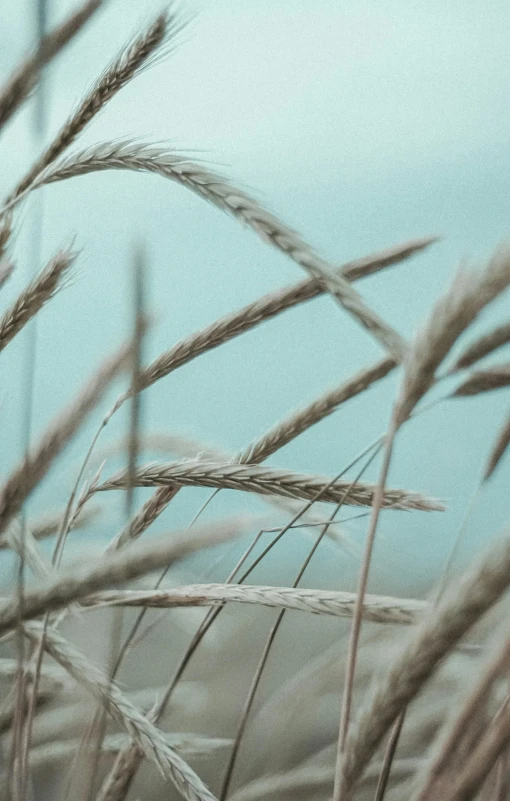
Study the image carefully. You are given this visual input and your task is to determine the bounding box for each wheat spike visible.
[236,357,395,464]
[0,0,103,131]
[0,341,131,537]
[395,247,510,425]
[81,584,426,625]
[7,11,185,203]
[28,141,408,360]
[0,248,75,354]
[108,236,433,410]
[24,623,219,801]
[0,518,247,636]
[339,527,510,800]
[96,459,443,512]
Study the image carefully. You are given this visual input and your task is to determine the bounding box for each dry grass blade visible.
[452,320,510,371]
[81,584,426,624]
[339,527,510,800]
[95,460,443,511]
[0,248,75,354]
[395,247,510,425]
[0,517,247,636]
[236,357,395,464]
[109,236,433,409]
[7,11,184,203]
[0,0,103,131]
[452,361,510,397]
[23,624,219,801]
[0,341,132,538]
[485,409,510,480]
[110,354,388,551]
[109,357,396,550]
[29,141,408,360]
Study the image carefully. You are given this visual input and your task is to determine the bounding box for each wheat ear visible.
[109,485,180,550]
[95,460,443,512]
[237,357,395,464]
[339,527,510,800]
[0,341,131,537]
[81,584,426,624]
[28,141,408,360]
[0,518,247,637]
[23,623,219,801]
[109,236,433,410]
[395,247,510,425]
[111,356,395,549]
[0,248,75,354]
[6,11,184,203]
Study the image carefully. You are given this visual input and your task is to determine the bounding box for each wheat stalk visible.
[236,357,395,464]
[110,358,395,549]
[107,236,433,410]
[23,623,219,801]
[394,247,510,425]
[5,11,184,205]
[339,527,510,800]
[95,460,443,512]
[0,248,75,354]
[0,0,103,131]
[27,141,408,360]
[80,584,426,624]
[0,518,247,637]
[108,485,180,551]
[0,341,131,538]
[413,631,510,801]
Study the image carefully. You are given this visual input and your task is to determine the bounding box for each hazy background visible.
[1,0,509,594]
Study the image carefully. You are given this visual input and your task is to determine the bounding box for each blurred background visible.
[1,0,509,594]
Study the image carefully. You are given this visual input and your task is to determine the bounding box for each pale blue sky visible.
[1,0,509,593]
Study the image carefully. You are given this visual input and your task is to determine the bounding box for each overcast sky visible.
[1,0,509,592]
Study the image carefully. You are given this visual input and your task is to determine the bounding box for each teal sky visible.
[0,0,509,594]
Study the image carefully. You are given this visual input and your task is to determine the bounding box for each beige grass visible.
[0,5,509,801]
[0,248,75,354]
[95,460,443,512]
